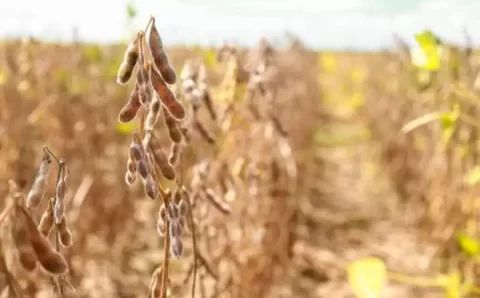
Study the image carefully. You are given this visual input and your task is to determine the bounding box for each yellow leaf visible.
[465,166,480,186]
[116,122,138,135]
[456,231,480,257]
[319,52,337,73]
[436,272,462,298]
[413,30,442,71]
[347,257,387,298]
[201,49,217,70]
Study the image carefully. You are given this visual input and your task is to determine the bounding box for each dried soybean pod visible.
[150,266,163,298]
[130,143,145,162]
[27,151,52,209]
[156,217,165,236]
[180,127,190,143]
[57,216,73,248]
[125,171,136,186]
[127,156,137,173]
[18,206,68,275]
[159,203,167,221]
[145,175,159,200]
[149,63,185,120]
[170,237,183,258]
[163,107,182,143]
[178,198,188,217]
[193,120,215,144]
[172,189,182,204]
[168,143,181,167]
[150,139,176,180]
[117,35,139,85]
[118,85,142,123]
[148,18,177,84]
[145,95,161,130]
[11,214,37,271]
[137,159,150,180]
[36,248,69,276]
[136,34,154,106]
[198,63,217,120]
[17,249,38,272]
[54,176,66,224]
[167,202,179,220]
[38,197,55,238]
[169,219,183,238]
[203,187,231,215]
[137,67,153,106]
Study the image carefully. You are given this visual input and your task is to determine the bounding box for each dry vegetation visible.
[1,15,480,298]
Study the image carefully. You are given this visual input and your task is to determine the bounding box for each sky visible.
[0,0,479,50]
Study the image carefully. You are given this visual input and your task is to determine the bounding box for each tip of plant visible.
[116,77,126,85]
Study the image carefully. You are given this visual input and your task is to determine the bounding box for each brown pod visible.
[135,41,153,106]
[57,216,73,248]
[38,210,54,238]
[137,159,150,180]
[118,85,142,123]
[170,237,183,258]
[26,151,52,209]
[178,199,188,217]
[169,219,183,238]
[37,251,69,276]
[203,187,231,215]
[202,90,217,120]
[127,156,137,173]
[168,143,181,167]
[150,142,176,180]
[145,95,161,130]
[166,202,180,220]
[18,206,69,275]
[149,64,185,120]
[150,266,163,298]
[130,143,145,162]
[193,120,215,144]
[54,179,66,224]
[59,230,73,248]
[159,203,167,221]
[30,230,68,275]
[125,171,136,186]
[163,107,182,143]
[17,248,37,272]
[156,217,165,236]
[172,189,182,204]
[137,70,153,106]
[12,213,38,272]
[148,19,177,84]
[144,175,159,200]
[180,127,190,143]
[117,36,139,85]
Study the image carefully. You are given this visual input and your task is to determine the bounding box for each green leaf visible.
[439,106,459,146]
[413,30,442,71]
[456,231,480,257]
[126,3,137,20]
[465,166,480,185]
[347,257,387,298]
[116,122,138,135]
